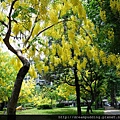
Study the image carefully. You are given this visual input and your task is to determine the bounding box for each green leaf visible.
[28,7,37,14]
[12,6,22,19]
[12,10,20,18]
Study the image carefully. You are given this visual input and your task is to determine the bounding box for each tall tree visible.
[0,0,120,117]
[0,0,92,116]
[83,0,120,107]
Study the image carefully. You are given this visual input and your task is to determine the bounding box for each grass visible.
[0,106,104,115]
[17,107,77,115]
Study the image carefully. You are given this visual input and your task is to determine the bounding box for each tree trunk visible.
[0,102,5,111]
[74,67,81,115]
[86,101,93,115]
[7,63,30,116]
[110,82,116,107]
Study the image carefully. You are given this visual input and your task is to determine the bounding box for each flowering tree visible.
[0,0,89,115]
[0,0,120,116]
[0,49,17,110]
[84,0,120,108]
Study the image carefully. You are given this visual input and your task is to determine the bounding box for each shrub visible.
[37,104,52,110]
[56,103,64,108]
[24,103,35,109]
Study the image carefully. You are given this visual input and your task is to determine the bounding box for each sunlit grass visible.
[16,107,77,115]
[16,106,104,115]
[0,106,104,115]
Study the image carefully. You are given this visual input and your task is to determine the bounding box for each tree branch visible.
[3,0,18,55]
[2,0,28,65]
[0,20,8,27]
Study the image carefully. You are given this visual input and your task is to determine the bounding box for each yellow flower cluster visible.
[32,22,41,38]
[0,12,4,21]
[110,0,120,12]
[10,56,22,71]
[48,38,73,66]
[48,9,58,24]
[36,61,44,73]
[12,23,22,36]
[27,45,36,58]
[19,78,35,103]
[72,0,86,21]
[1,1,6,9]
[43,65,49,73]
[57,83,75,100]
[77,57,88,71]
[44,24,63,39]
[100,9,106,22]
[108,28,114,40]
[29,65,38,78]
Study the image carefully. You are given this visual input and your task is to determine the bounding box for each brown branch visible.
[3,0,18,55]
[36,20,68,38]
[0,20,8,27]
[2,0,28,65]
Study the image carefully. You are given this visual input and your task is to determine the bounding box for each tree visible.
[0,0,88,116]
[0,0,120,117]
[84,0,120,107]
[0,50,17,110]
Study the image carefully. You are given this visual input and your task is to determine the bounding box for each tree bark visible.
[7,62,30,115]
[74,67,81,115]
[86,101,93,114]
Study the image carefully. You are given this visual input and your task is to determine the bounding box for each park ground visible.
[1,106,120,115]
[0,106,120,120]
[0,106,104,115]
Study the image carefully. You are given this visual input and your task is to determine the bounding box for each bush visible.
[56,103,64,108]
[24,103,35,109]
[37,104,52,110]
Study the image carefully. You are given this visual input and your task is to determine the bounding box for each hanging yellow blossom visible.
[0,12,4,21]
[100,9,106,22]
[108,28,114,40]
[48,9,58,24]
[24,20,32,31]
[32,22,41,38]
[54,56,61,66]
[101,57,107,66]
[12,23,22,36]
[69,59,75,67]
[43,65,49,73]
[29,65,37,78]
[1,2,6,9]
[14,1,20,9]
[7,0,12,4]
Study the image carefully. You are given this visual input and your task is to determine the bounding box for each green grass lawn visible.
[0,106,104,115]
